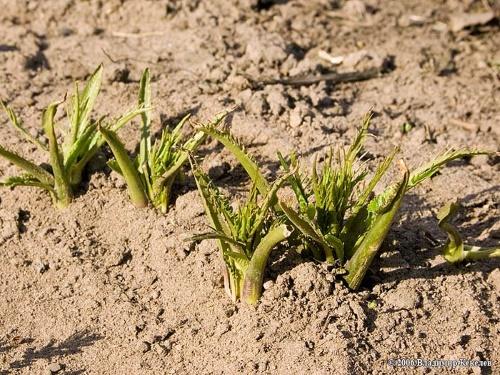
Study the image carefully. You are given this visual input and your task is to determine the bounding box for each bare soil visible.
[0,1,499,374]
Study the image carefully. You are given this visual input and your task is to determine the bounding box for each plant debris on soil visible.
[0,0,499,374]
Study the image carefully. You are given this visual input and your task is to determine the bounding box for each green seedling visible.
[190,161,294,305]
[0,65,143,208]
[437,201,499,263]
[277,114,486,290]
[99,68,230,211]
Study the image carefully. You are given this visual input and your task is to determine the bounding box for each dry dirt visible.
[0,0,499,374]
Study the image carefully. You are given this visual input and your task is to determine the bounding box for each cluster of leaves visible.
[190,113,492,304]
[0,65,143,207]
[99,69,229,212]
[277,115,488,289]
[191,161,293,304]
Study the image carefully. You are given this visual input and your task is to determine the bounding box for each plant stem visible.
[460,245,500,262]
[43,102,72,208]
[344,170,408,290]
[437,201,500,263]
[242,224,291,305]
[99,127,148,208]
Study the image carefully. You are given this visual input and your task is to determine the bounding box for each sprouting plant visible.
[437,201,499,263]
[277,114,487,290]
[190,161,294,305]
[0,65,143,208]
[99,68,230,211]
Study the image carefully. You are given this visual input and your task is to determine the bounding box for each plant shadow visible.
[9,330,103,370]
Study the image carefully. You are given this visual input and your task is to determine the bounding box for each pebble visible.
[34,259,49,274]
[289,107,303,128]
[139,341,151,353]
[47,363,62,373]
[263,280,274,290]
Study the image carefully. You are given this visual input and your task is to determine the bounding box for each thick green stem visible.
[43,102,72,208]
[344,170,409,290]
[99,127,148,208]
[437,201,500,263]
[242,224,291,305]
[461,245,500,261]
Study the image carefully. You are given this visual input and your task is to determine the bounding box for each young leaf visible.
[138,68,152,169]
[0,174,55,193]
[408,148,488,190]
[0,145,53,186]
[1,100,47,151]
[280,202,338,263]
[69,64,103,142]
[344,165,409,290]
[437,201,500,263]
[42,101,72,208]
[199,126,270,197]
[99,126,148,208]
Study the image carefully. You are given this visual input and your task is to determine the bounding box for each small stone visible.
[34,259,49,274]
[449,12,495,33]
[48,363,62,373]
[263,280,274,290]
[139,341,151,353]
[224,306,236,317]
[289,107,303,128]
[324,273,334,283]
[111,171,126,188]
[150,290,161,300]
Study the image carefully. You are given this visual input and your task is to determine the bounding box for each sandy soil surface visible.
[0,0,499,374]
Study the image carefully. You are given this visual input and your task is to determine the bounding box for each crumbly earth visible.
[0,0,499,374]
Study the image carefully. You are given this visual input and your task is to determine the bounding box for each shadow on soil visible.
[8,330,103,371]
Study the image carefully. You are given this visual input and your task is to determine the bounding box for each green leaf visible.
[63,121,99,170]
[150,114,192,194]
[69,64,103,142]
[190,159,234,240]
[280,201,339,262]
[188,231,246,252]
[346,112,371,163]
[69,108,145,185]
[247,167,296,241]
[0,145,53,186]
[344,167,409,290]
[43,100,72,208]
[0,174,55,193]
[242,224,292,305]
[199,126,270,197]
[278,151,309,211]
[138,68,152,170]
[353,147,398,213]
[408,148,488,190]
[437,201,500,263]
[1,100,47,151]
[99,126,148,208]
